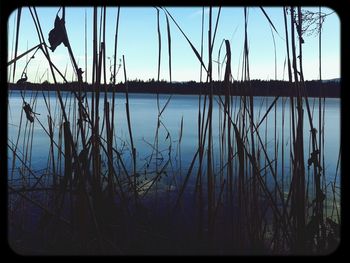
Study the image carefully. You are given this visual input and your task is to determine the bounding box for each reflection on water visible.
[8,90,340,186]
[7,90,341,254]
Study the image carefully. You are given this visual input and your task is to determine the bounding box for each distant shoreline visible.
[8,80,340,98]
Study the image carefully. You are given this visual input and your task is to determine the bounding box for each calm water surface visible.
[7,91,340,187]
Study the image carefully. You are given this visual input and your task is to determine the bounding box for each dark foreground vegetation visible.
[8,6,340,256]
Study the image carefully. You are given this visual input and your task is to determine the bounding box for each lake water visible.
[7,90,341,191]
[7,90,341,254]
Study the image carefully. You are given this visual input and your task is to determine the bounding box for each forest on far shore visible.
[8,79,340,98]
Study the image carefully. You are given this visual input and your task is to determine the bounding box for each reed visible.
[7,6,340,255]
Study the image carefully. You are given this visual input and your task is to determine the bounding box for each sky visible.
[7,6,340,84]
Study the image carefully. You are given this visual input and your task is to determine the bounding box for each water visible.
[7,90,341,253]
[8,90,340,181]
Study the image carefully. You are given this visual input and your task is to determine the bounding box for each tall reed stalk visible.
[7,6,339,255]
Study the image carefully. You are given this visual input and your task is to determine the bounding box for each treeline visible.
[8,79,340,98]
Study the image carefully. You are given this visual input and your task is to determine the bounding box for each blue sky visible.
[7,6,340,83]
